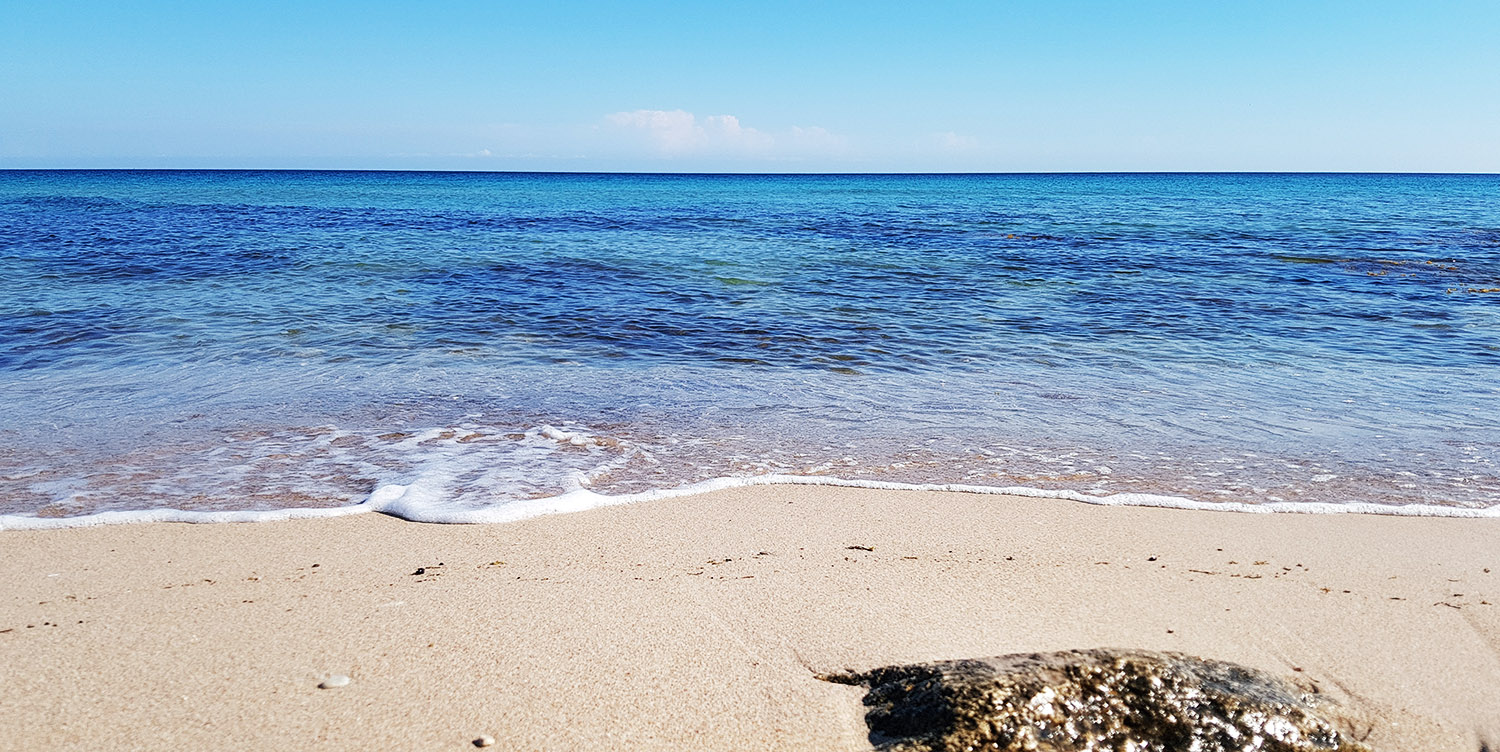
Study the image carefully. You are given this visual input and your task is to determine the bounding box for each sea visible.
[1,170,1497,527]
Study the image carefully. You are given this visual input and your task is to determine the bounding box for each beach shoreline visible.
[3,484,1498,750]
[7,471,1498,531]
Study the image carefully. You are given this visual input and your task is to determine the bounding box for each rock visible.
[318,674,351,689]
[823,648,1371,752]
[473,735,496,747]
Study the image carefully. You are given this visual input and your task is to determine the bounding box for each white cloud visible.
[604,109,831,159]
[607,109,709,153]
[702,114,772,151]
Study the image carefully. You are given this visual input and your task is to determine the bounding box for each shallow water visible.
[1,171,1497,523]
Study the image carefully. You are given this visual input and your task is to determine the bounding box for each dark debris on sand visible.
[822,648,1372,752]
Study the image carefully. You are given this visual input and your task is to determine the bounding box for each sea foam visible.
[5,472,1498,531]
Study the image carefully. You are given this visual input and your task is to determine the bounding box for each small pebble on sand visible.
[473,735,495,747]
[318,674,351,689]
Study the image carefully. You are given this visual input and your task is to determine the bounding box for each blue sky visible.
[3,1,1498,172]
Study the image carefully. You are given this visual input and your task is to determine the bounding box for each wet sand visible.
[2,485,1497,751]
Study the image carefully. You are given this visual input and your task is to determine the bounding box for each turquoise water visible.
[1,171,1497,520]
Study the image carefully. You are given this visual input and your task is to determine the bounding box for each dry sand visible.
[2,485,1497,751]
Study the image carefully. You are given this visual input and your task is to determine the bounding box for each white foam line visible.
[3,474,1498,531]
[0,500,373,530]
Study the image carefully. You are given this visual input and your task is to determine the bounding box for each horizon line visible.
[2,168,1498,177]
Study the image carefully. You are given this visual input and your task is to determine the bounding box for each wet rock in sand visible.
[823,648,1371,752]
[318,674,351,689]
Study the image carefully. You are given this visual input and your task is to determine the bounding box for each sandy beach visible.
[2,485,1497,751]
